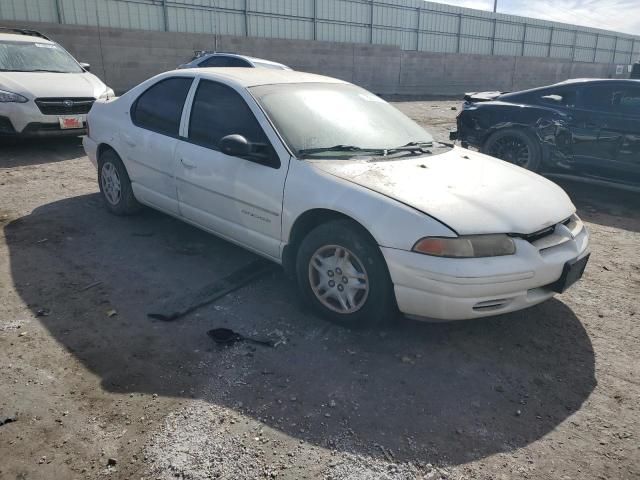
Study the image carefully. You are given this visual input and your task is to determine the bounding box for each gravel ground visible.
[0,100,639,480]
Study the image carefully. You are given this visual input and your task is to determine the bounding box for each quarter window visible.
[188,80,269,150]
[131,77,192,136]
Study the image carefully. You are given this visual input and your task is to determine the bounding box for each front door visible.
[175,79,290,259]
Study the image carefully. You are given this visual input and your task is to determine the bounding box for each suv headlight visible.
[412,234,516,258]
[0,90,28,103]
[99,88,116,100]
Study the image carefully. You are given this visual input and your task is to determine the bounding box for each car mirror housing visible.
[219,134,251,157]
[79,62,91,72]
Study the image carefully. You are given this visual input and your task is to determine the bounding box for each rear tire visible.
[482,128,542,172]
[295,219,395,328]
[98,149,141,215]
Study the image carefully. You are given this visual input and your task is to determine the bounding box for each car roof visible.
[554,78,640,86]
[0,32,54,44]
[501,77,640,99]
[199,53,286,67]
[179,68,348,87]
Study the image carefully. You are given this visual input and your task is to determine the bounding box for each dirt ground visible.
[1,100,639,480]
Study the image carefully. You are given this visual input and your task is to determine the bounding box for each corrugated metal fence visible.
[2,0,639,64]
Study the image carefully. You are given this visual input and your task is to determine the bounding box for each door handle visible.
[181,158,197,169]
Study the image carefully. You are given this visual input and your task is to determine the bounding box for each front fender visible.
[282,159,456,253]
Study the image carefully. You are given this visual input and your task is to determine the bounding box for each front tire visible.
[295,219,395,328]
[482,128,542,172]
[98,149,141,215]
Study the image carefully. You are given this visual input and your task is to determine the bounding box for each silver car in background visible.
[178,52,292,70]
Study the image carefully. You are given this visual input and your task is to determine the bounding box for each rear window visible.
[199,56,251,68]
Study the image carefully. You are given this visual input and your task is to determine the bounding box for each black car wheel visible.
[483,128,541,172]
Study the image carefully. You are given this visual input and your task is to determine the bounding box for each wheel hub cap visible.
[101,162,121,205]
[308,245,369,314]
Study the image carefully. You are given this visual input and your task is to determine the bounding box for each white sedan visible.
[83,68,590,327]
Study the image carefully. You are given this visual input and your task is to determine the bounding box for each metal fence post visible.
[632,38,637,64]
[162,0,169,32]
[613,36,618,64]
[491,18,497,55]
[593,33,599,62]
[313,0,317,41]
[547,26,553,57]
[456,13,461,53]
[415,6,420,51]
[370,0,374,44]
[570,30,577,61]
[521,23,527,56]
[244,0,249,36]
[54,0,63,24]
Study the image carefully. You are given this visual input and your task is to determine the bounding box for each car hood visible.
[310,147,575,235]
[0,71,109,99]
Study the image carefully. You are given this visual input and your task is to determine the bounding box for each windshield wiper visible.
[384,141,433,155]
[298,145,384,157]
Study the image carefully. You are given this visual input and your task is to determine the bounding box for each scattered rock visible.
[106,309,118,318]
[107,457,117,466]
[35,308,50,317]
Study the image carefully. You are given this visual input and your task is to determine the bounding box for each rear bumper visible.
[381,225,590,321]
[83,136,99,169]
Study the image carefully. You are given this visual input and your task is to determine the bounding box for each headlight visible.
[412,234,516,258]
[0,90,28,103]
[99,88,116,100]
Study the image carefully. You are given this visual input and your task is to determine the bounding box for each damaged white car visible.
[83,69,590,327]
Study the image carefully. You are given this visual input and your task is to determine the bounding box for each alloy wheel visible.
[101,162,122,205]
[308,245,369,314]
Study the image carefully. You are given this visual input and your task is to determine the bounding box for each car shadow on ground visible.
[5,193,596,467]
[0,136,85,168]
[554,179,640,233]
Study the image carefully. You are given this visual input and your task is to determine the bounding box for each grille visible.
[520,215,584,251]
[35,97,95,115]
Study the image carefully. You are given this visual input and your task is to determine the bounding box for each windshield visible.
[250,83,433,157]
[0,40,83,73]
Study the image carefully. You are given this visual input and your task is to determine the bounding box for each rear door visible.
[174,78,290,259]
[574,83,640,181]
[603,85,640,181]
[122,76,193,215]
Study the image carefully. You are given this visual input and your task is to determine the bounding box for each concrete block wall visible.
[0,20,624,96]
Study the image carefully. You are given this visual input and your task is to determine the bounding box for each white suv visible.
[0,27,114,138]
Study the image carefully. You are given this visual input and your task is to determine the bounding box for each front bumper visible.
[382,222,590,321]
[0,101,87,138]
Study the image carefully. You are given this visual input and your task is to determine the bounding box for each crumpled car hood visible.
[310,147,575,235]
[0,71,108,99]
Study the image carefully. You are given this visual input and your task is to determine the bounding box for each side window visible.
[188,80,269,150]
[576,85,617,112]
[616,88,640,115]
[200,56,251,68]
[131,77,192,136]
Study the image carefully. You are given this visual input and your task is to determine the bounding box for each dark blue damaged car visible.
[450,79,640,189]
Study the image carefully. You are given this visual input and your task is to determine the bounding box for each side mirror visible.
[79,62,91,72]
[219,134,251,157]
